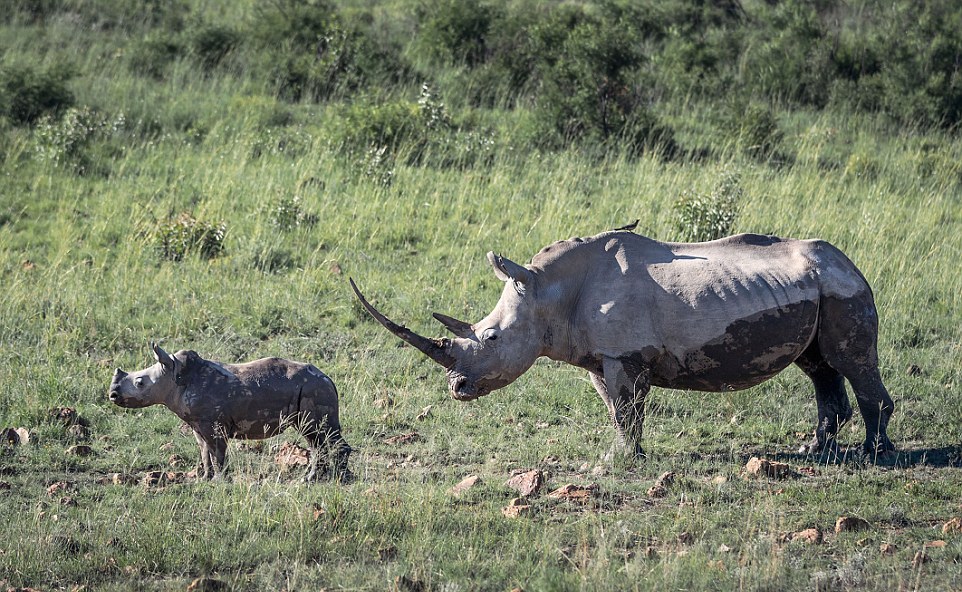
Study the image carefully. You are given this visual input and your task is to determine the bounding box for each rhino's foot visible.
[604,443,646,465]
[798,436,843,463]
[862,435,896,463]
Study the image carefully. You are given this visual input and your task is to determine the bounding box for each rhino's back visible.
[567,233,838,390]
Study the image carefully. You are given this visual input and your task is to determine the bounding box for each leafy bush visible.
[126,37,183,79]
[673,172,741,242]
[188,23,240,71]
[32,106,119,173]
[0,64,75,125]
[151,213,227,262]
[266,195,318,230]
[415,0,496,66]
[723,101,783,160]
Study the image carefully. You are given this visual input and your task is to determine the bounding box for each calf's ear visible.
[173,350,200,386]
[152,343,176,372]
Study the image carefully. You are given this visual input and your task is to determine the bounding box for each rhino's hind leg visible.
[596,355,650,459]
[794,341,853,458]
[816,293,896,458]
[300,418,352,483]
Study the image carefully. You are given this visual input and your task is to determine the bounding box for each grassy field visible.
[2,1,962,590]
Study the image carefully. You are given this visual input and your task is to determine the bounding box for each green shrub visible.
[188,23,240,71]
[32,106,112,173]
[723,101,783,160]
[0,64,75,125]
[151,213,227,262]
[126,37,183,79]
[673,172,741,242]
[415,0,496,66]
[266,195,318,231]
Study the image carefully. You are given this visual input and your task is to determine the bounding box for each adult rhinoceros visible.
[350,231,895,458]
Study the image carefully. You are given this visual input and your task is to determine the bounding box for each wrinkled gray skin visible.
[352,231,896,459]
[109,345,351,481]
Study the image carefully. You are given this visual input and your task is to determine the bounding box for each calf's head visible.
[109,344,194,408]
[351,252,543,401]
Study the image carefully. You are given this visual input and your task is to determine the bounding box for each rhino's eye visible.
[482,328,499,342]
[134,377,144,387]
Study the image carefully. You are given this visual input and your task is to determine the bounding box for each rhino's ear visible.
[173,350,200,386]
[152,343,175,372]
[487,252,532,286]
[433,312,474,338]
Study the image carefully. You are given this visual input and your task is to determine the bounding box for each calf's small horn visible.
[349,278,456,369]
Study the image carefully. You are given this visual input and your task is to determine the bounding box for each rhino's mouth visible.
[448,373,487,401]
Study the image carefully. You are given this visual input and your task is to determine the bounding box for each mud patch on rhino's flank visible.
[646,300,818,391]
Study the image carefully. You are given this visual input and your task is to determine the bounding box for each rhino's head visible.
[108,344,194,408]
[351,252,543,401]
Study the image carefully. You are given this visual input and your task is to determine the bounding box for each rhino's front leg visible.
[192,430,213,479]
[595,355,651,459]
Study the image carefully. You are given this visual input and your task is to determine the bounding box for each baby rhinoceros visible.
[109,344,351,482]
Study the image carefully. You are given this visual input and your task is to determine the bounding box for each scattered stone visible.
[186,576,230,591]
[835,516,870,533]
[311,504,326,521]
[49,407,78,426]
[60,496,78,507]
[142,471,167,487]
[450,475,482,496]
[0,482,10,492]
[159,442,175,452]
[1,427,29,446]
[415,405,433,421]
[66,445,93,457]
[906,364,923,377]
[168,454,186,468]
[677,532,694,545]
[647,485,668,498]
[110,473,136,485]
[942,517,961,534]
[924,540,947,549]
[384,432,421,446]
[505,469,544,497]
[374,395,394,410]
[590,465,607,477]
[66,424,90,440]
[394,575,425,592]
[797,466,818,477]
[377,545,398,561]
[275,442,310,471]
[879,543,897,556]
[47,481,73,496]
[717,544,732,553]
[744,457,793,479]
[547,483,598,502]
[655,471,676,487]
[642,546,658,559]
[791,528,823,544]
[329,262,342,275]
[647,471,677,497]
[712,475,728,485]
[501,498,532,518]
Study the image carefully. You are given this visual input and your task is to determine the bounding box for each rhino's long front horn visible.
[349,278,456,369]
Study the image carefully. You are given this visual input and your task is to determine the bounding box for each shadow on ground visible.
[766,445,962,469]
